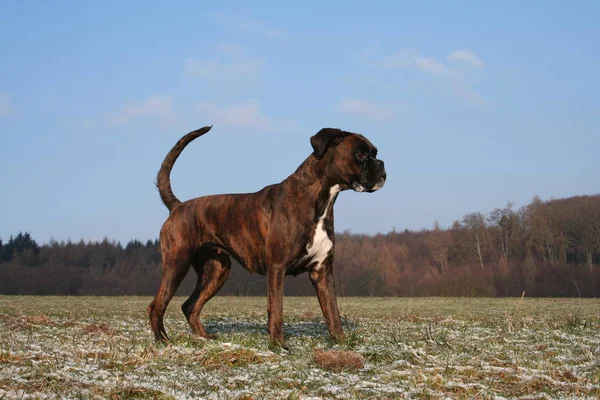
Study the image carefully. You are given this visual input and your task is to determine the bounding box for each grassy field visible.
[0,296,599,399]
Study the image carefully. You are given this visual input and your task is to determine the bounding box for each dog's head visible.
[311,128,386,192]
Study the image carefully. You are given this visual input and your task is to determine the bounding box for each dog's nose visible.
[374,159,384,168]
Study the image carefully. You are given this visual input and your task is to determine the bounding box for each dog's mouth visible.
[352,175,386,193]
[352,182,367,192]
[367,176,386,192]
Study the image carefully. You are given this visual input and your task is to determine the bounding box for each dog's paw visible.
[268,339,290,353]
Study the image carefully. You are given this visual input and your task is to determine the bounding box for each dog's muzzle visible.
[352,158,386,193]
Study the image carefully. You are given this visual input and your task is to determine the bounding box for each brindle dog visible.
[148,126,386,346]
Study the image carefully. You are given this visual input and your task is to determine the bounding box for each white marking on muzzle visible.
[370,177,386,191]
[352,182,366,192]
[306,184,340,270]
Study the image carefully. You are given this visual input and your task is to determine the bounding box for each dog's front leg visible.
[266,266,286,347]
[309,262,345,341]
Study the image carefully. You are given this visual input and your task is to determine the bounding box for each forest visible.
[1,194,599,297]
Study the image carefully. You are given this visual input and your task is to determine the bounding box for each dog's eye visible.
[356,151,368,161]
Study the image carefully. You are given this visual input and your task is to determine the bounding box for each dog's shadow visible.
[202,318,358,339]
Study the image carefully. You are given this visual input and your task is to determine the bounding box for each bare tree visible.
[488,202,517,261]
[462,212,487,269]
[426,221,450,276]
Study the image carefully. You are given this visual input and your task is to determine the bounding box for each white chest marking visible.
[306,185,340,270]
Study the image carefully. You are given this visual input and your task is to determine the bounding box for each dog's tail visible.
[156,126,213,212]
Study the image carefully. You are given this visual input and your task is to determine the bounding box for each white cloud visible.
[110,95,174,126]
[451,81,485,105]
[414,55,450,75]
[196,100,296,133]
[447,49,484,68]
[0,92,14,115]
[184,43,262,89]
[196,100,271,131]
[375,48,484,104]
[336,97,396,121]
[380,50,450,75]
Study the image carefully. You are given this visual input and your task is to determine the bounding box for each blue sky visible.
[1,1,598,244]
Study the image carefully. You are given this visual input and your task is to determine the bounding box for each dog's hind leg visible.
[181,255,205,333]
[182,247,231,338]
[148,250,191,342]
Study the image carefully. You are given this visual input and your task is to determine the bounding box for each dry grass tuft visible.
[554,370,580,383]
[0,352,25,364]
[8,314,54,329]
[300,311,316,320]
[313,348,365,372]
[82,322,116,335]
[198,348,276,369]
[107,386,173,399]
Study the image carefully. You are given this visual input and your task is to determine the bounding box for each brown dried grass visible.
[313,348,365,372]
[198,348,275,369]
[8,314,54,329]
[82,322,115,335]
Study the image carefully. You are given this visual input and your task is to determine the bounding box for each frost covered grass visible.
[0,296,599,399]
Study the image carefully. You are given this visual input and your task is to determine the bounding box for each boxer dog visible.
[148,126,386,346]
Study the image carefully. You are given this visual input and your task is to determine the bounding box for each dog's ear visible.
[310,128,350,160]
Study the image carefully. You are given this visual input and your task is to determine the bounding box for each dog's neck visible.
[283,155,342,220]
[287,155,340,191]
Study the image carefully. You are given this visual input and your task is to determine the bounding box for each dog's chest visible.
[305,185,339,269]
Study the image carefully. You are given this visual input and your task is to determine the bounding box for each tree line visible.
[1,194,599,297]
